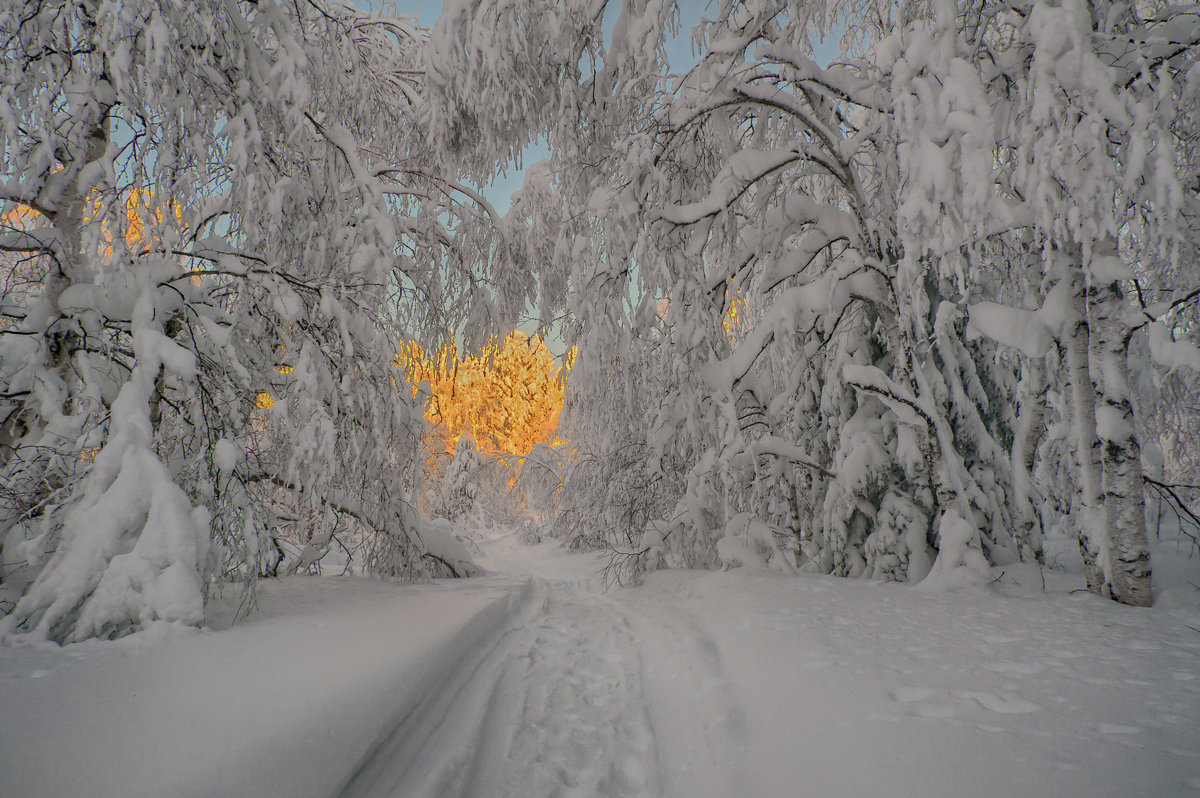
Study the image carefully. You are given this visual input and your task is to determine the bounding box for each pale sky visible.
[378,0,841,215]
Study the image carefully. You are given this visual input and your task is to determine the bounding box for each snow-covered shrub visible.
[417,518,481,578]
[429,433,487,523]
[716,512,794,573]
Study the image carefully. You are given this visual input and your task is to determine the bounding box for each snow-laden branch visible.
[841,364,930,431]
[0,228,64,253]
[740,436,836,480]
[656,149,802,225]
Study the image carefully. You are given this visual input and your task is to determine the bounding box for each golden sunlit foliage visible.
[256,365,296,409]
[96,188,184,255]
[399,331,570,456]
[1,188,183,256]
[0,203,41,230]
[723,290,746,340]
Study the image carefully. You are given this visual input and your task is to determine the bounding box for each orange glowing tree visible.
[399,331,569,458]
[2,188,183,257]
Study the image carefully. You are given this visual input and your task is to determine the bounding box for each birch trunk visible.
[52,1,112,376]
[1090,268,1153,606]
[1063,266,1107,592]
[1012,356,1048,564]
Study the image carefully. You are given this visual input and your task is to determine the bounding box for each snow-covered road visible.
[0,573,532,798]
[341,572,661,797]
[341,540,778,798]
[5,527,1197,798]
[339,531,1200,798]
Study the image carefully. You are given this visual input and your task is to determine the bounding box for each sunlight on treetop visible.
[397,331,572,457]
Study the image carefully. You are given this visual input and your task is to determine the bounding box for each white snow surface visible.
[0,573,531,798]
[346,528,1200,798]
[4,526,1200,798]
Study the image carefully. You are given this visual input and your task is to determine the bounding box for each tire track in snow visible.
[339,576,663,798]
[335,581,549,798]
[622,595,754,798]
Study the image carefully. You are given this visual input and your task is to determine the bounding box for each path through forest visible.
[339,534,749,797]
[339,530,1200,798]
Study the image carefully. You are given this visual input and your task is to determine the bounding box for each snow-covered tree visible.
[434,0,1200,605]
[894,0,1199,604]
[430,431,486,522]
[0,0,522,641]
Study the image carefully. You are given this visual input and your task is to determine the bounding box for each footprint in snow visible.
[955,691,1041,714]
[1097,723,1142,735]
[984,661,1041,676]
[890,687,936,703]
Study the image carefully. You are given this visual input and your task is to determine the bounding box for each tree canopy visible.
[2,0,1198,643]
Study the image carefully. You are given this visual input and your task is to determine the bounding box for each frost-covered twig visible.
[1144,476,1200,554]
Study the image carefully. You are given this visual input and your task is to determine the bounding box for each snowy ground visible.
[343,528,1200,798]
[3,525,1200,798]
[0,573,531,798]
